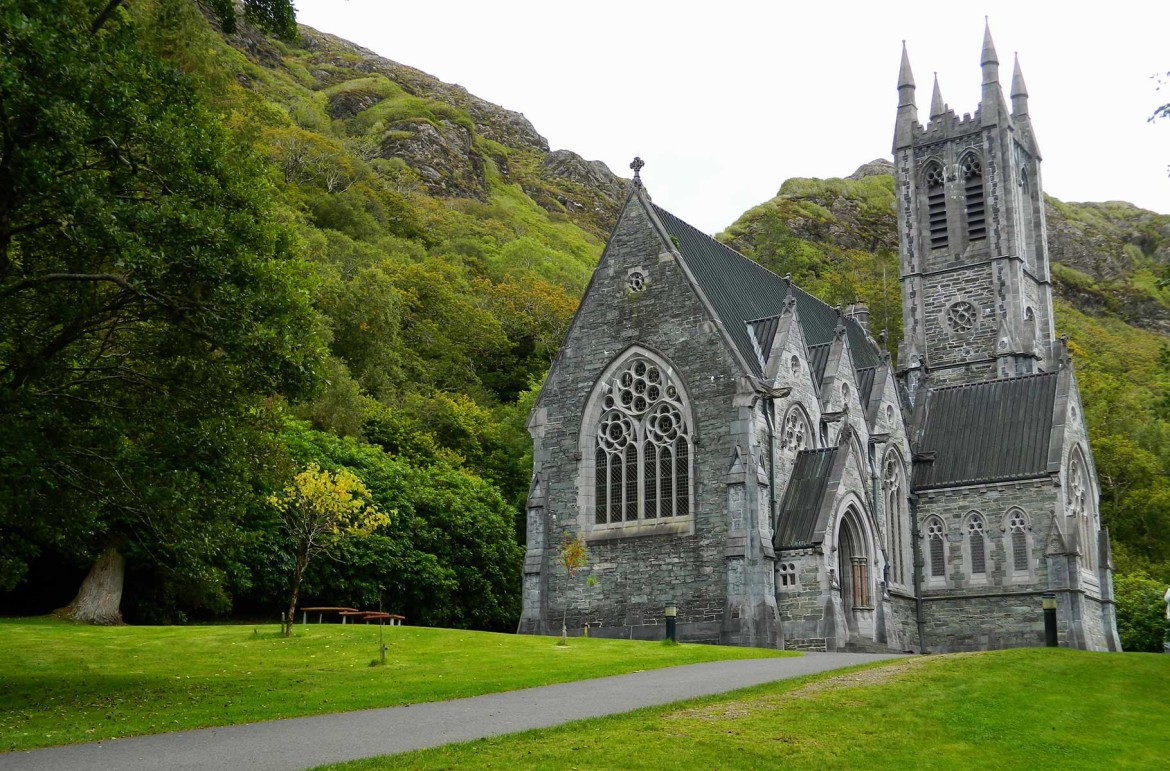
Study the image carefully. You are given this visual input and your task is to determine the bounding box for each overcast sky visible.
[294,0,1170,235]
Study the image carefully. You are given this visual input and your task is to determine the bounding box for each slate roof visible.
[808,343,831,386]
[774,447,839,549]
[652,205,882,376]
[856,366,877,407]
[912,372,1058,490]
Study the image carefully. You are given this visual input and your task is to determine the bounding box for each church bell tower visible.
[894,24,1055,388]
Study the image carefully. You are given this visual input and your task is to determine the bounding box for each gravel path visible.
[0,651,901,771]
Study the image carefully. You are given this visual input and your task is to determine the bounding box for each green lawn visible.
[327,649,1170,770]
[0,618,788,752]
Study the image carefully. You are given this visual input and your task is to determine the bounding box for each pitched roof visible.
[652,204,881,376]
[912,372,1058,490]
[774,447,839,549]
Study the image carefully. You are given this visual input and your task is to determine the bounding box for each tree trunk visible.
[284,557,308,638]
[55,545,125,625]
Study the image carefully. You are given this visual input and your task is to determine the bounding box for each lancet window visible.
[1008,509,1030,573]
[1068,452,1094,570]
[883,453,908,586]
[925,516,947,579]
[592,355,691,526]
[966,512,987,576]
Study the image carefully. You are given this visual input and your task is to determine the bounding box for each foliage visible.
[0,0,325,610]
[270,463,389,636]
[0,619,788,752]
[1114,571,1169,652]
[337,649,1170,770]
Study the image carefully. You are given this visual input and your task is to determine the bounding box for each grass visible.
[325,649,1170,770]
[0,618,789,752]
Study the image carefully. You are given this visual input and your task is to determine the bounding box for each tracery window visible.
[1008,509,1030,573]
[925,162,948,249]
[962,154,986,241]
[883,454,907,586]
[592,356,691,526]
[782,405,812,452]
[778,562,797,588]
[946,300,977,334]
[1068,453,1094,570]
[925,517,947,579]
[966,513,987,576]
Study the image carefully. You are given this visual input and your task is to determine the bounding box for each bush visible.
[1114,572,1168,652]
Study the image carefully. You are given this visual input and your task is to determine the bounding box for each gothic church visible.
[519,26,1120,652]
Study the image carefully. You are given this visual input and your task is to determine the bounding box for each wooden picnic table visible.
[299,606,359,624]
[298,607,406,625]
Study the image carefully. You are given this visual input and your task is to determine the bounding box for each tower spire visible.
[981,18,999,84]
[930,73,947,120]
[1011,53,1029,116]
[894,41,919,150]
[898,40,916,96]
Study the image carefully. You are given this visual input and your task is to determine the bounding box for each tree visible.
[269,463,389,636]
[0,0,324,621]
[557,534,588,646]
[1114,572,1169,652]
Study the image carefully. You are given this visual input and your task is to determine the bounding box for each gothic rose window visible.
[593,356,691,525]
[782,406,811,451]
[626,270,646,293]
[946,301,977,334]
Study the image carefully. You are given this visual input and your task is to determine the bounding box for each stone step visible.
[842,638,901,654]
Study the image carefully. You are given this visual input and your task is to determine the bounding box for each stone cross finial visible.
[630,157,645,187]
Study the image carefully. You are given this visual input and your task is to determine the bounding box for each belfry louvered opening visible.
[963,155,986,241]
[925,164,948,249]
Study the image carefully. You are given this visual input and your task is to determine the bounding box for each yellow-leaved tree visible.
[270,463,390,636]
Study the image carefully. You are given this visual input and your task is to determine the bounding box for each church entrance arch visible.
[835,504,875,641]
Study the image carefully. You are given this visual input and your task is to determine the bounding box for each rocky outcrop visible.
[526,150,628,232]
[299,29,549,155]
[379,120,487,199]
[848,159,895,180]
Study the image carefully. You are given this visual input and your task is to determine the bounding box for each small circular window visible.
[946,301,977,334]
[925,165,944,188]
[961,156,982,180]
[626,271,646,293]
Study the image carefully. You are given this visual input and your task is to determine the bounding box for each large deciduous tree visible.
[0,0,324,621]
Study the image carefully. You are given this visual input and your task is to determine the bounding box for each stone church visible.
[519,26,1121,652]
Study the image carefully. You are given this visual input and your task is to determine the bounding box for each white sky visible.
[295,0,1170,235]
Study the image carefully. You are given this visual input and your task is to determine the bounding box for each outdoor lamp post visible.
[664,605,677,642]
[1042,593,1058,647]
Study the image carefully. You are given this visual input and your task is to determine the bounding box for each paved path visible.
[0,652,901,771]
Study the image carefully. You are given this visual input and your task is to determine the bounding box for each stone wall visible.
[523,193,760,643]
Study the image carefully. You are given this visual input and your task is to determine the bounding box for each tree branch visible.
[0,272,137,301]
[91,0,128,34]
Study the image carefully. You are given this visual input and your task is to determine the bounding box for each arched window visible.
[781,405,812,452]
[1020,168,1036,267]
[962,154,986,241]
[883,452,907,587]
[924,162,948,249]
[1068,451,1094,570]
[591,354,692,527]
[965,512,988,577]
[925,516,947,581]
[1007,509,1030,575]
[838,506,871,609]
